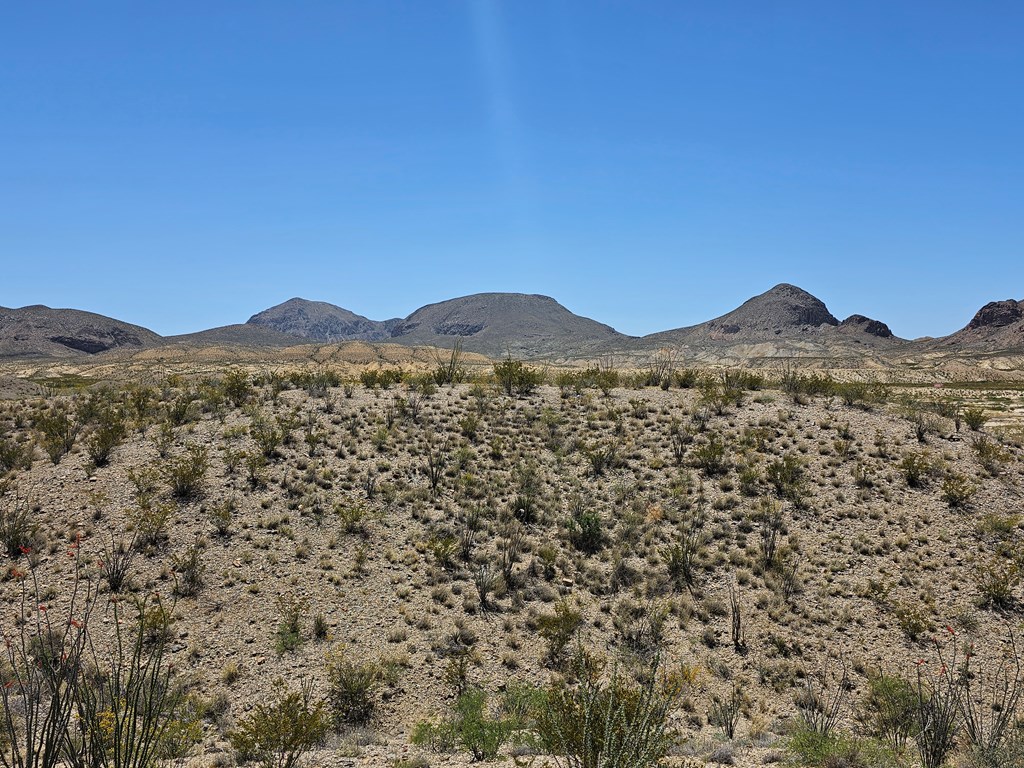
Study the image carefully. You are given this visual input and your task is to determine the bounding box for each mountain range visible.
[1,285,1022,368]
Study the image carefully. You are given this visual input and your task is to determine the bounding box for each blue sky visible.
[1,2,1021,339]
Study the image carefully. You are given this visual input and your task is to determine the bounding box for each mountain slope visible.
[247,298,399,342]
[388,292,631,358]
[637,284,904,361]
[0,305,162,359]
[933,299,1024,351]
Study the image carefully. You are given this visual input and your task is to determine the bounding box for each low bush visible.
[535,651,677,768]
[228,679,328,768]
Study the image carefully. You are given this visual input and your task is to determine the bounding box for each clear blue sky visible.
[2,2,1021,339]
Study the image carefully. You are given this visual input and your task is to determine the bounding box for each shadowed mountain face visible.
[838,314,894,339]
[0,305,162,359]
[246,298,399,342]
[388,293,630,358]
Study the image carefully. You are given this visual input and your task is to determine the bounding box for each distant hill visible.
[4,287,1024,369]
[0,305,161,359]
[162,324,305,348]
[247,298,400,342]
[637,284,903,362]
[388,293,631,358]
[923,298,1024,353]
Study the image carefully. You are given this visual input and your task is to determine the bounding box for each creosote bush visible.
[228,679,328,768]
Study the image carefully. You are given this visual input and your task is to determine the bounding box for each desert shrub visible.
[209,497,235,536]
[535,651,677,768]
[941,471,975,508]
[757,498,784,568]
[787,725,897,768]
[35,405,79,464]
[220,368,254,406]
[795,658,849,738]
[164,443,209,500]
[976,558,1019,610]
[493,358,544,396]
[766,453,805,501]
[85,406,127,467]
[250,415,284,458]
[129,501,174,550]
[0,495,37,558]
[432,342,467,386]
[274,594,307,655]
[73,594,194,768]
[912,632,963,768]
[834,381,887,409]
[691,434,728,476]
[536,601,584,666]
[963,407,987,431]
[325,651,381,727]
[862,671,919,752]
[360,367,403,390]
[958,629,1024,761]
[971,435,1007,475]
[566,502,604,554]
[101,532,137,592]
[613,599,670,661]
[0,550,93,768]
[899,451,935,488]
[0,435,33,474]
[664,504,707,593]
[780,369,835,399]
[894,603,931,642]
[708,682,744,739]
[412,687,519,761]
[171,541,205,597]
[228,679,328,768]
[585,441,622,477]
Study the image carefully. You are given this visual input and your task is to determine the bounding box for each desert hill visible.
[930,299,1024,351]
[387,292,631,358]
[0,304,162,359]
[642,284,902,350]
[247,298,400,342]
[2,287,1023,371]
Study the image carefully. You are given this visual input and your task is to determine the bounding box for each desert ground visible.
[2,357,1023,768]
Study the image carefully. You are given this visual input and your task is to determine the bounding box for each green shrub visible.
[228,679,328,768]
[941,471,975,508]
[35,405,78,464]
[0,436,32,474]
[863,671,919,752]
[85,406,127,467]
[326,651,381,727]
[164,444,208,500]
[566,504,604,554]
[493,358,544,396]
[0,495,37,558]
[976,558,1019,609]
[412,687,518,762]
[129,501,174,550]
[535,651,677,768]
[900,451,935,488]
[787,725,897,768]
[536,601,584,666]
[171,541,205,597]
[963,407,987,431]
[274,594,306,654]
[221,369,254,407]
[691,434,728,476]
[766,453,805,501]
